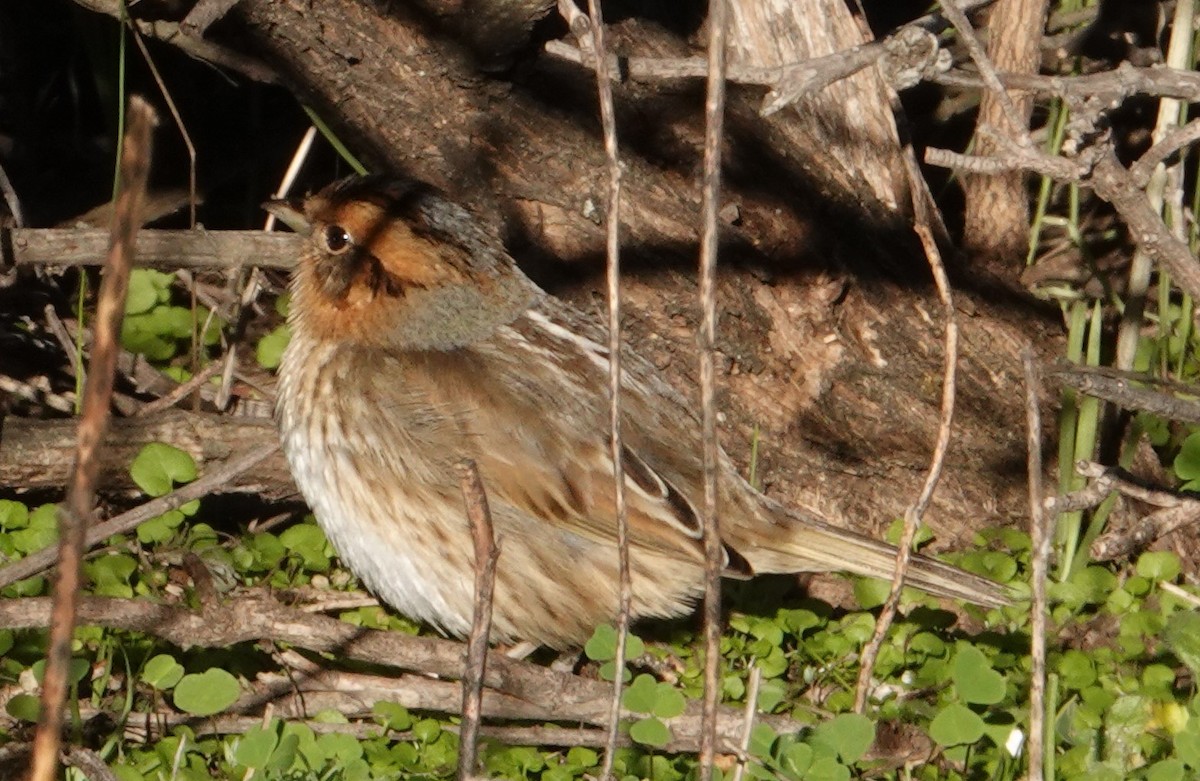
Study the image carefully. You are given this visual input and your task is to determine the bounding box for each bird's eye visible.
[321,225,352,254]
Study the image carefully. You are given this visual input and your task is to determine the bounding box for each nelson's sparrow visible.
[267,176,1009,649]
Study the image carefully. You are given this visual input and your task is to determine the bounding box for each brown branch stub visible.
[29,95,157,781]
[697,0,729,775]
[1023,348,1048,781]
[7,228,300,271]
[457,459,499,781]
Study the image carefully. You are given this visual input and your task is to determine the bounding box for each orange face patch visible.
[308,199,466,299]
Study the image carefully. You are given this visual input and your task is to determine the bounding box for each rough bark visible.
[962,0,1051,273]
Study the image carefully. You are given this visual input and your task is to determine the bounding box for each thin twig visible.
[853,77,960,711]
[854,220,958,712]
[730,665,762,781]
[134,359,225,416]
[1022,348,1047,781]
[938,0,1031,143]
[28,96,156,781]
[697,0,729,775]
[0,445,278,590]
[132,29,198,228]
[0,158,24,227]
[565,0,631,776]
[456,460,499,781]
[43,304,85,388]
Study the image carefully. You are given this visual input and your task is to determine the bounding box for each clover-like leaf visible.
[141,654,185,691]
[235,724,279,769]
[130,443,197,497]
[257,324,291,370]
[173,668,240,716]
[953,644,1006,705]
[629,716,670,748]
[810,713,875,764]
[929,703,985,746]
[1137,551,1182,582]
[1176,432,1200,487]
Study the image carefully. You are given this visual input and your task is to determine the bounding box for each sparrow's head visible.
[265,175,535,351]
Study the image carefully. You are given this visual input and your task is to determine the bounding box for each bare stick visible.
[697,0,729,776]
[1023,348,1047,781]
[8,228,300,271]
[854,220,959,712]
[853,79,960,712]
[561,0,632,776]
[456,460,499,781]
[0,444,278,590]
[730,664,762,781]
[28,95,156,781]
[134,359,225,417]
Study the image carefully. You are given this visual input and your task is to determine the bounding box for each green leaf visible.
[1175,432,1200,480]
[1137,551,1182,582]
[805,756,851,781]
[32,657,89,687]
[6,694,40,722]
[1174,712,1200,768]
[257,324,291,370]
[929,703,985,746]
[584,624,644,662]
[136,510,186,544]
[235,724,279,769]
[1168,612,1200,679]
[0,500,29,530]
[622,674,659,714]
[11,505,58,554]
[280,523,331,571]
[778,741,813,777]
[852,578,890,610]
[173,669,240,716]
[1057,649,1097,690]
[373,700,412,731]
[952,644,1006,705]
[130,443,197,497]
[810,713,874,763]
[629,717,671,748]
[1146,759,1185,781]
[125,269,175,314]
[652,685,686,719]
[141,654,185,690]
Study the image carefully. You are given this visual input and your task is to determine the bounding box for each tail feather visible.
[732,502,1012,609]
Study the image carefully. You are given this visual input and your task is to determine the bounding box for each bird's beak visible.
[262,197,312,235]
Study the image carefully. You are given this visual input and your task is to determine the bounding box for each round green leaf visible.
[173,668,240,716]
[6,694,40,722]
[929,703,985,746]
[1136,551,1182,582]
[629,717,671,748]
[621,673,659,714]
[1146,759,1185,781]
[141,654,185,691]
[0,500,29,530]
[235,724,279,769]
[256,324,292,370]
[130,443,197,497]
[805,756,851,781]
[1176,432,1200,481]
[652,684,686,719]
[1168,612,1200,679]
[952,645,1006,705]
[811,713,875,763]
